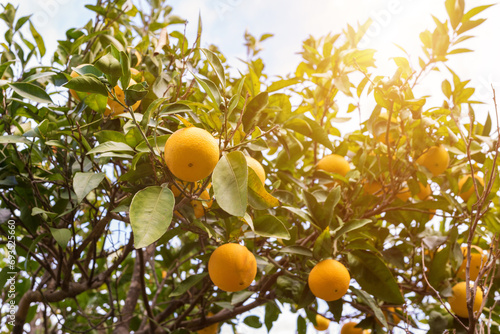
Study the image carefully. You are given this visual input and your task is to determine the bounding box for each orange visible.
[448,282,483,318]
[171,182,213,218]
[106,80,141,116]
[197,312,218,334]
[341,321,368,334]
[245,156,266,184]
[384,307,402,325]
[417,182,432,200]
[458,175,484,202]
[208,243,257,292]
[164,127,220,182]
[313,314,330,331]
[317,154,350,177]
[416,145,449,177]
[192,187,213,218]
[308,259,350,301]
[396,187,411,202]
[363,181,382,195]
[457,245,487,281]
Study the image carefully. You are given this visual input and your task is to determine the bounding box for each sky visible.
[3,0,500,333]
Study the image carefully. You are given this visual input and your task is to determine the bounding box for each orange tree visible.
[0,0,499,333]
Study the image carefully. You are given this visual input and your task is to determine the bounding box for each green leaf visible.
[248,168,279,210]
[428,246,450,289]
[243,315,262,329]
[297,315,307,334]
[0,135,30,144]
[285,116,334,151]
[95,53,123,78]
[29,21,45,57]
[242,92,269,132]
[73,172,106,203]
[49,228,71,249]
[327,299,343,323]
[192,73,221,105]
[201,48,225,88]
[124,82,147,106]
[9,82,52,104]
[169,273,207,297]
[231,290,254,305]
[87,141,134,155]
[351,287,388,328]
[130,186,175,248]
[253,215,290,239]
[279,246,312,257]
[15,15,30,31]
[313,227,332,260]
[333,219,372,240]
[212,151,248,217]
[264,302,280,332]
[64,74,108,96]
[348,250,404,304]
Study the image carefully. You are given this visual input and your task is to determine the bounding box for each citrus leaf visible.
[279,246,312,257]
[87,141,134,155]
[248,168,279,210]
[29,21,45,57]
[9,82,52,104]
[253,215,290,239]
[73,172,106,203]
[213,151,248,217]
[49,228,71,249]
[351,287,388,328]
[130,186,174,248]
[347,250,404,304]
[169,273,207,297]
[333,219,372,240]
[0,135,31,144]
[192,73,221,105]
[242,92,268,132]
[201,48,225,87]
[64,74,108,96]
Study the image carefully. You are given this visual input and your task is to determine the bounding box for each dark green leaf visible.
[348,250,404,304]
[351,287,388,328]
[95,53,123,78]
[243,315,262,329]
[169,273,207,297]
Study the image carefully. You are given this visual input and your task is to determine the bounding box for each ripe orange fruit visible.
[341,321,367,334]
[448,282,483,318]
[208,243,257,292]
[384,307,402,325]
[363,181,382,195]
[396,187,411,202]
[171,182,213,218]
[192,187,213,218]
[308,259,350,301]
[317,154,350,177]
[164,127,220,182]
[245,156,266,184]
[416,145,449,177]
[458,175,484,202]
[106,81,141,116]
[313,314,330,331]
[197,312,218,334]
[417,182,432,200]
[457,245,487,281]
